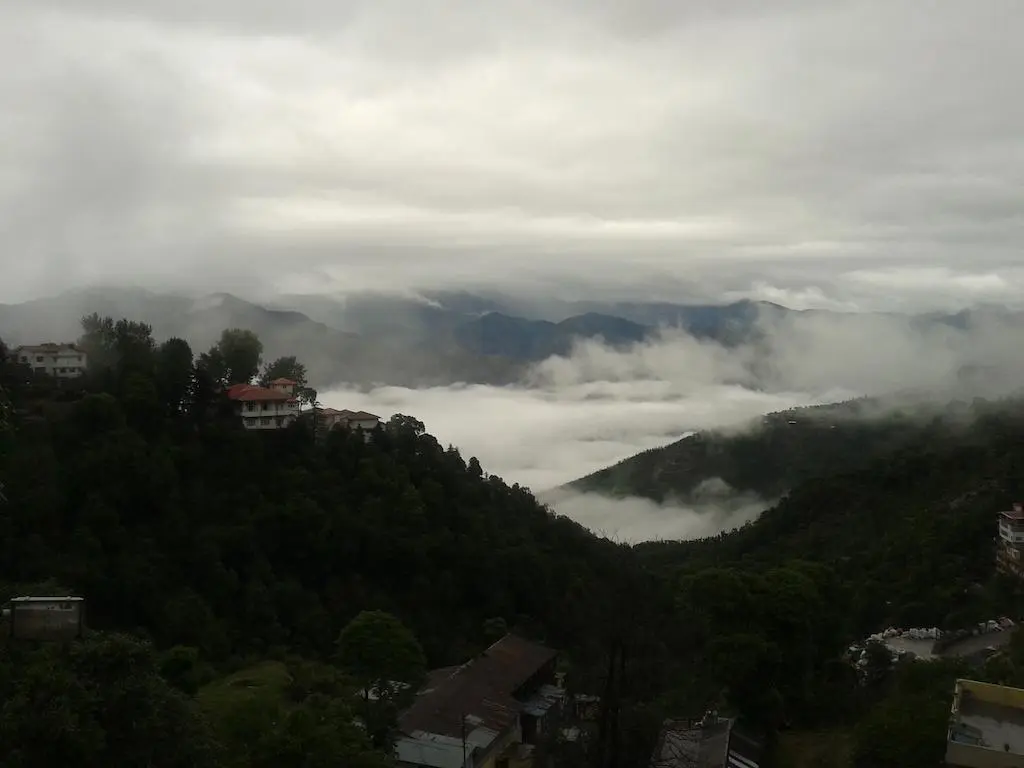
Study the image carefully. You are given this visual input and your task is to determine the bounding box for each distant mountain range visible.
[1,286,1021,389]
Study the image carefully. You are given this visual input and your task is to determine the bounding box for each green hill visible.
[6,317,1024,768]
[567,395,987,504]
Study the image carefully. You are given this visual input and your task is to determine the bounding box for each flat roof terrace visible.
[960,697,1024,754]
[949,680,1024,765]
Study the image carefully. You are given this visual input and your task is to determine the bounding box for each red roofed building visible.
[226,379,300,430]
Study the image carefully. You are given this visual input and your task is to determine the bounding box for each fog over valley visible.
[320,305,1024,542]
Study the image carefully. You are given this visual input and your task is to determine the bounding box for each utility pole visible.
[461,712,468,767]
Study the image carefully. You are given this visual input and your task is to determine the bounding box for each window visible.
[246,402,256,412]
[35,356,43,362]
[20,355,27,362]
[261,403,269,411]
[261,417,271,425]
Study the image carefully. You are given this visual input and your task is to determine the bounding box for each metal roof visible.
[399,634,557,744]
[9,596,83,603]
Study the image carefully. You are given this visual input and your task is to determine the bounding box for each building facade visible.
[226,379,300,430]
[318,408,381,432]
[947,678,1024,766]
[2,596,86,641]
[649,713,762,768]
[396,634,564,768]
[13,343,87,378]
[996,504,1024,579]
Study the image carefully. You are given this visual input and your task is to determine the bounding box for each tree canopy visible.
[3,313,1024,767]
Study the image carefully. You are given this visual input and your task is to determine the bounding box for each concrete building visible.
[396,634,564,768]
[947,679,1024,766]
[318,408,381,433]
[13,343,87,378]
[226,379,300,430]
[649,714,762,768]
[2,596,86,641]
[996,504,1024,579]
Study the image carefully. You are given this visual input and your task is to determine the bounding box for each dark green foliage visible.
[8,313,1024,767]
[0,315,644,763]
[260,355,316,404]
[571,397,985,503]
[335,610,426,699]
[850,659,967,768]
[0,632,220,768]
[212,328,263,385]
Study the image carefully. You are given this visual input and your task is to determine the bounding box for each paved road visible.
[940,628,1015,659]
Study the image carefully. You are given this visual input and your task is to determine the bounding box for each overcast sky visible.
[2,1,1023,309]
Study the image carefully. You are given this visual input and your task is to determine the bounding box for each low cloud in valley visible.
[322,306,1024,542]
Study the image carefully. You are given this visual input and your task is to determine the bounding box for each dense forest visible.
[2,315,1024,767]
[568,395,992,503]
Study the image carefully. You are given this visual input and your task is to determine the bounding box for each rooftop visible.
[8,595,84,603]
[269,377,297,385]
[14,343,83,353]
[1002,505,1024,522]
[226,383,294,402]
[650,717,731,768]
[320,408,380,420]
[649,716,762,768]
[399,634,558,744]
[949,679,1024,757]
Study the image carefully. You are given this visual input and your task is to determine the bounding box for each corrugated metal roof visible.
[10,596,83,603]
[399,634,557,745]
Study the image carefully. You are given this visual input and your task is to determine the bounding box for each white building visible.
[319,408,382,432]
[13,343,87,378]
[226,378,300,430]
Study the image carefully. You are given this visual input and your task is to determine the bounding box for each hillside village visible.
[9,337,382,434]
[9,317,1024,767]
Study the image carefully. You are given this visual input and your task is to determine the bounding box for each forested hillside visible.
[568,396,987,503]
[4,315,1024,767]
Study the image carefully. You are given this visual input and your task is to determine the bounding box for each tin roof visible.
[399,634,557,742]
[9,596,83,602]
[226,383,291,402]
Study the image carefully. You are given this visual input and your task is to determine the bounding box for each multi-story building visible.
[396,634,564,768]
[947,678,1024,766]
[996,504,1024,579]
[226,378,300,430]
[317,408,381,432]
[13,343,87,378]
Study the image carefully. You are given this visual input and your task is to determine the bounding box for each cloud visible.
[319,380,818,494]
[320,305,1024,541]
[2,1,1023,309]
[542,487,767,545]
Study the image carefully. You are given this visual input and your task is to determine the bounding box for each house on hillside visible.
[309,408,381,441]
[396,634,565,768]
[13,343,87,378]
[318,408,381,432]
[649,713,762,768]
[226,379,300,430]
[947,678,1024,766]
[1,596,86,641]
[996,503,1024,579]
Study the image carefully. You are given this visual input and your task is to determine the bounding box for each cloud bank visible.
[322,306,1024,542]
[2,1,1024,311]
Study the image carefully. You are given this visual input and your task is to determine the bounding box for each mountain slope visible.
[637,396,1024,635]
[454,311,651,359]
[567,396,984,504]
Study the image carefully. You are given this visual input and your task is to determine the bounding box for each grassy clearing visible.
[197,660,292,716]
[775,729,853,768]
